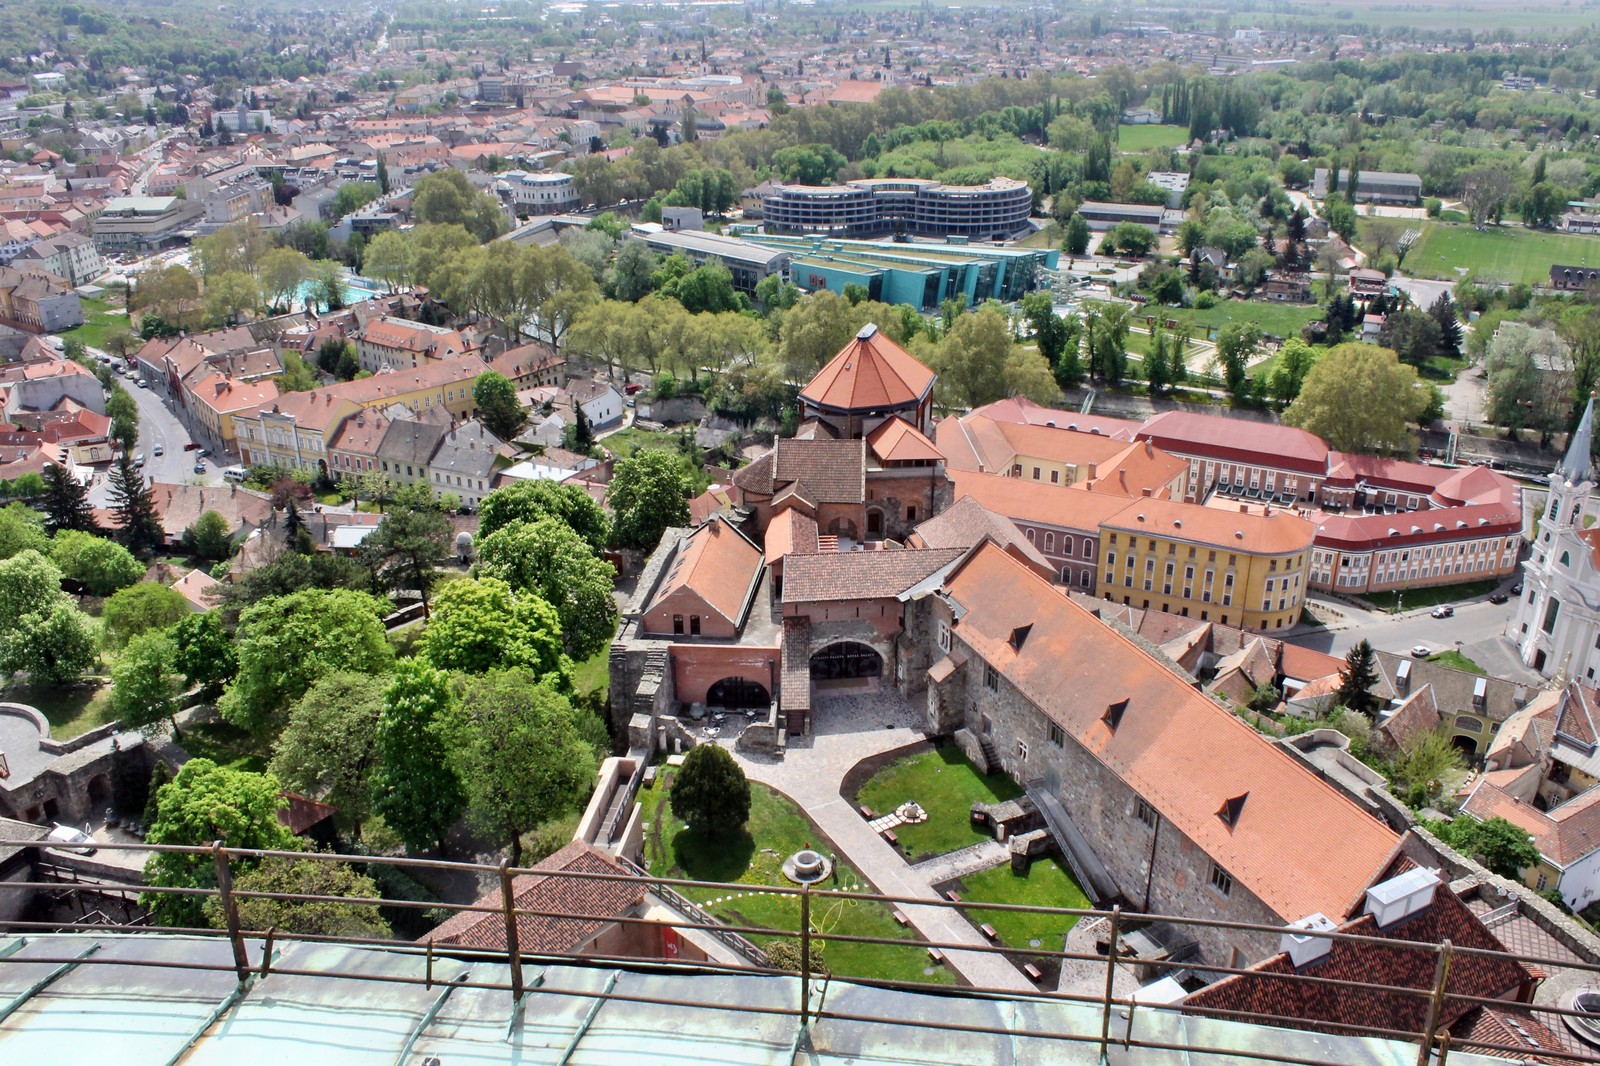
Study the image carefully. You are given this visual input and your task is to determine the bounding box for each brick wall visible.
[670,644,780,705]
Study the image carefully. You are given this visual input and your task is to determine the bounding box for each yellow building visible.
[1098,498,1316,632]
[233,357,482,472]
[186,373,281,451]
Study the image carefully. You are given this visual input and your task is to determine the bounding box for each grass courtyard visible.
[640,767,950,985]
[958,857,1090,960]
[1361,577,1499,613]
[854,742,1022,862]
[5,681,114,739]
[1392,222,1600,285]
[1117,124,1190,152]
[62,296,130,351]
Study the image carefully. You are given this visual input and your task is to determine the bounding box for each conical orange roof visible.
[799,323,936,413]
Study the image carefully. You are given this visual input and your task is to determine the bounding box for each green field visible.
[1117,124,1190,152]
[62,296,130,350]
[1141,299,1322,342]
[641,769,950,984]
[961,858,1090,951]
[854,741,1023,863]
[1397,222,1600,284]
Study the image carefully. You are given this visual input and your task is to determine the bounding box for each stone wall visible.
[943,625,1283,967]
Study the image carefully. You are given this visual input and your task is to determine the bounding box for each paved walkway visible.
[727,690,1036,992]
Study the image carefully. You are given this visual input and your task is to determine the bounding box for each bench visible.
[883,829,899,847]
[945,890,962,903]
[980,923,999,941]
[859,805,877,819]
[892,909,909,926]
[1024,963,1044,982]
[928,947,945,963]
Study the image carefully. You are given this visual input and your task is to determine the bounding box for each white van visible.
[222,465,248,483]
[47,824,96,854]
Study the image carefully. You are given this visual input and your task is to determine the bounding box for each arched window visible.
[1455,716,1484,733]
[1562,551,1572,567]
[1044,532,1055,552]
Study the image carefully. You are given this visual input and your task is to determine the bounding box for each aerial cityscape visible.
[7,0,1600,1059]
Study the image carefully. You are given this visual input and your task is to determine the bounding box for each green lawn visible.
[1427,650,1487,675]
[1397,222,1600,284]
[1117,124,1190,152]
[5,681,114,739]
[1362,578,1500,613]
[1146,300,1322,342]
[641,769,950,985]
[175,718,268,773]
[960,857,1089,963]
[855,742,1022,862]
[62,296,130,350]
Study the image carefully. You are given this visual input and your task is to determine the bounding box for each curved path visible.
[727,692,1034,992]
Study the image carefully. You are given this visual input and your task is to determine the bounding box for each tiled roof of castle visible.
[799,324,934,414]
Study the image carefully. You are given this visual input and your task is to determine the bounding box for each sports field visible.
[1117,124,1190,152]
[1398,222,1600,284]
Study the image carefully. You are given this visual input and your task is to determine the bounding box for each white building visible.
[1510,396,1600,679]
[498,171,581,217]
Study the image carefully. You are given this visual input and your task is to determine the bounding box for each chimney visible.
[1363,867,1441,927]
[1141,487,1153,497]
[1279,913,1336,969]
[1239,504,1249,514]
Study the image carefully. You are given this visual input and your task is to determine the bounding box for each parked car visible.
[1489,591,1509,605]
[135,379,146,388]
[1511,582,1523,595]
[193,462,206,474]
[152,444,163,457]
[1411,645,1433,658]
[46,824,96,855]
[133,453,145,467]
[1431,606,1454,618]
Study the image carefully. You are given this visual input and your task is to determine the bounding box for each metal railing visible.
[1,838,1598,1065]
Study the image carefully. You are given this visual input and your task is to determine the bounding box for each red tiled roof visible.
[1184,884,1534,1040]
[1313,504,1521,552]
[1105,496,1317,557]
[1461,779,1600,868]
[943,543,1399,921]
[799,325,934,414]
[425,841,644,953]
[784,547,965,604]
[865,416,942,464]
[646,516,762,628]
[1138,410,1330,475]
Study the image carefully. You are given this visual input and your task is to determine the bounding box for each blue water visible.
[291,271,388,313]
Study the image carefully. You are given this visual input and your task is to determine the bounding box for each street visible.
[1284,583,1542,686]
[87,353,221,507]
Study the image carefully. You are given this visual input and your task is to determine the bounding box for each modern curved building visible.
[762,176,1033,240]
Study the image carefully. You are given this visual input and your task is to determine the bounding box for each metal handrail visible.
[2,838,1598,1065]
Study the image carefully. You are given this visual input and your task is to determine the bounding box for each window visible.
[1033,466,1041,480]
[1044,533,1055,552]
[1049,723,1065,747]
[938,621,952,653]
[1081,571,1091,589]
[1536,872,1549,892]
[1050,469,1059,484]
[906,506,916,522]
[1135,798,1157,829]
[690,616,701,636]
[1209,864,1233,897]
[1012,464,1022,477]
[1016,740,1029,761]
[672,614,683,635]
[984,663,999,692]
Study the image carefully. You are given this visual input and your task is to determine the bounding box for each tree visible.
[109,456,166,553]
[1063,213,1091,256]
[1080,300,1131,385]
[923,304,1057,408]
[0,547,66,623]
[774,290,910,383]
[1101,221,1155,257]
[1392,727,1468,807]
[42,463,98,535]
[373,659,465,853]
[257,247,314,312]
[310,258,346,312]
[1428,292,1463,361]
[1485,323,1571,443]
[606,449,692,552]
[1461,165,1516,229]
[411,169,507,242]
[269,672,387,836]
[375,152,390,195]
[473,371,525,441]
[0,598,96,685]
[478,479,611,551]
[222,588,394,741]
[183,510,234,562]
[661,258,742,316]
[0,501,49,559]
[437,669,597,864]
[203,270,260,326]
[51,529,143,596]
[203,855,389,938]
[669,743,750,839]
[604,238,659,303]
[771,143,847,185]
[1283,343,1429,454]
[361,230,417,292]
[1336,639,1382,717]
[1269,338,1317,406]
[475,518,619,659]
[142,759,300,927]
[107,387,138,453]
[1376,309,1443,369]
[102,581,191,648]
[361,503,452,615]
[422,576,568,681]
[1214,323,1261,401]
[1431,816,1541,880]
[111,630,184,736]
[171,610,236,698]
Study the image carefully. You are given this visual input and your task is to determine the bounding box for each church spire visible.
[1561,392,1596,483]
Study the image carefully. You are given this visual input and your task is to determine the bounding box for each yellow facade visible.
[1097,528,1314,632]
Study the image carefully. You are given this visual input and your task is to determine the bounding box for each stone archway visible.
[1451,735,1479,761]
[809,641,883,683]
[706,676,771,709]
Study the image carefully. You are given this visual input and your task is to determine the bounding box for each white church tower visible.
[1511,394,1598,676]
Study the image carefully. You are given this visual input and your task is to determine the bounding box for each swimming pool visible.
[291,270,389,312]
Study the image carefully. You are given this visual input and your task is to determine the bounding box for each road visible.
[87,352,222,507]
[1283,581,1542,686]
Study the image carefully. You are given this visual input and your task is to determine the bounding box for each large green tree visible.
[1336,639,1382,717]
[202,855,390,938]
[475,517,619,659]
[373,659,465,854]
[361,502,453,615]
[0,597,97,685]
[1282,343,1429,455]
[473,370,526,441]
[420,576,568,683]
[222,588,393,741]
[102,582,192,648]
[669,743,751,839]
[51,529,144,596]
[1430,816,1541,881]
[142,759,300,927]
[41,463,99,535]
[478,476,611,551]
[111,630,185,736]
[0,502,49,559]
[921,304,1057,409]
[109,456,166,553]
[269,672,387,836]
[438,669,598,864]
[606,449,692,552]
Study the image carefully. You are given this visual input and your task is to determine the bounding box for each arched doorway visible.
[87,774,110,807]
[1451,735,1479,760]
[809,641,883,683]
[866,509,884,537]
[707,677,771,709]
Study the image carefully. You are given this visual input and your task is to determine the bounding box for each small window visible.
[1536,872,1549,892]
[906,506,916,522]
[672,614,684,635]
[938,621,952,653]
[690,615,701,636]
[1209,864,1233,897]
[1049,723,1065,747]
[1135,798,1156,829]
[984,663,999,692]
[1017,740,1029,761]
[1050,469,1059,484]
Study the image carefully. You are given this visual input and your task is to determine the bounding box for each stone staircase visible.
[1024,780,1122,906]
